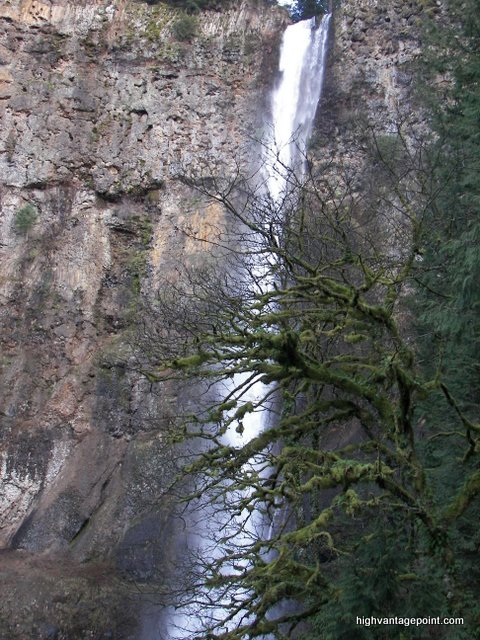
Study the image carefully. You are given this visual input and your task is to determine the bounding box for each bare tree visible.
[133,127,480,639]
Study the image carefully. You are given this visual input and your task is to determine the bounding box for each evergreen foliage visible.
[290,0,328,21]
[409,0,480,630]
[12,203,38,235]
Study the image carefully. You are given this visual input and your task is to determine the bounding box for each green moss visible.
[343,333,367,344]
[127,252,149,296]
[0,355,12,370]
[139,219,154,246]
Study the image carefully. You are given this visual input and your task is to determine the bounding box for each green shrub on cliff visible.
[172,13,198,40]
[12,203,38,235]
[290,0,329,21]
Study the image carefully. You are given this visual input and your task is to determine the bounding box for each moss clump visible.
[127,253,149,297]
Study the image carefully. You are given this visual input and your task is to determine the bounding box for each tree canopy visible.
[289,0,329,21]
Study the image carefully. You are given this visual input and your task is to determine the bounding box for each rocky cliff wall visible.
[329,0,425,132]
[0,1,287,637]
[313,0,429,270]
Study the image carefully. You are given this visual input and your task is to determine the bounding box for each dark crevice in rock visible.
[130,107,148,116]
[69,516,91,545]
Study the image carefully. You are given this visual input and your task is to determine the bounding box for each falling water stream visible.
[161,13,331,640]
[266,14,331,200]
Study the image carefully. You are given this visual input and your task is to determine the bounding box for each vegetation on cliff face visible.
[146,0,232,10]
[144,0,276,12]
[139,1,480,638]
[289,0,329,21]
[142,0,329,19]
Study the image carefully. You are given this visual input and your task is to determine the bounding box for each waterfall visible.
[266,14,331,202]
[224,11,331,478]
[163,13,331,640]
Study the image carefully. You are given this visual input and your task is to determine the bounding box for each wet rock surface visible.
[0,549,137,640]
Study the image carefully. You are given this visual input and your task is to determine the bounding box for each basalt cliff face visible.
[314,0,427,282]
[319,0,426,181]
[0,1,286,637]
[0,0,424,637]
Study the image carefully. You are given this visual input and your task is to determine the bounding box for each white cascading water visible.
[266,14,331,202]
[163,14,331,640]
